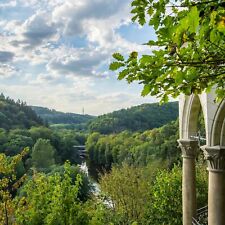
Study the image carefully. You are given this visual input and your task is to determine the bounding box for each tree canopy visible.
[31,138,56,170]
[32,106,95,127]
[110,0,225,102]
[88,102,178,134]
[0,94,43,130]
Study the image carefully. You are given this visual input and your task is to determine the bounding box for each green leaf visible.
[131,15,139,22]
[140,55,152,64]
[139,15,146,26]
[187,6,200,33]
[210,29,218,42]
[148,6,154,16]
[175,71,185,84]
[109,62,125,71]
[141,84,151,96]
[118,69,129,80]
[128,52,138,62]
[131,0,139,7]
[144,40,156,46]
[216,89,225,102]
[112,53,125,61]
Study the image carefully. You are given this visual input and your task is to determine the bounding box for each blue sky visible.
[0,0,158,115]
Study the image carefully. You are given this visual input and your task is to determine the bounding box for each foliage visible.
[0,127,86,166]
[144,164,208,225]
[49,164,93,202]
[31,138,56,170]
[50,123,89,131]
[15,162,90,225]
[32,106,95,126]
[53,130,87,164]
[88,102,178,134]
[86,120,179,172]
[83,199,109,225]
[110,0,225,101]
[0,94,43,130]
[0,149,28,225]
[1,129,33,156]
[99,164,151,225]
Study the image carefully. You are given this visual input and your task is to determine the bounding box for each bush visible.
[144,164,208,225]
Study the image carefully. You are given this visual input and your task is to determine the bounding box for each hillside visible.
[88,101,178,134]
[0,94,43,130]
[32,106,95,125]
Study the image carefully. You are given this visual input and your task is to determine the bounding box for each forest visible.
[1,0,224,223]
[87,102,178,134]
[0,94,208,225]
[31,106,95,129]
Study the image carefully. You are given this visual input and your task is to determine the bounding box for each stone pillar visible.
[178,139,198,225]
[202,146,225,225]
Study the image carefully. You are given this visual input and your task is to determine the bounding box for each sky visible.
[0,0,158,115]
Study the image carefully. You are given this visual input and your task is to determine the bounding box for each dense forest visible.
[86,120,179,172]
[88,102,178,134]
[32,106,95,130]
[32,102,178,134]
[1,0,222,222]
[0,94,44,130]
[0,95,208,225]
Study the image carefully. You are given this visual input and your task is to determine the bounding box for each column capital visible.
[178,139,199,159]
[201,145,225,172]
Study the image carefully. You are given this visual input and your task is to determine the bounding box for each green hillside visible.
[31,106,95,126]
[0,94,43,130]
[88,101,178,134]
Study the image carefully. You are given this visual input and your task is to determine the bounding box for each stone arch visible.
[211,100,225,146]
[180,94,207,140]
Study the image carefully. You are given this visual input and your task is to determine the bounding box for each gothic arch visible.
[179,94,207,140]
[179,90,223,146]
[179,90,225,225]
[211,100,225,146]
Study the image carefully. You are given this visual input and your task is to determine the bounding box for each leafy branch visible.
[110,0,225,101]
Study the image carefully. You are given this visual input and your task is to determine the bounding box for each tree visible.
[110,0,225,102]
[144,164,208,225]
[15,162,90,225]
[0,149,28,225]
[31,138,55,170]
[99,164,151,224]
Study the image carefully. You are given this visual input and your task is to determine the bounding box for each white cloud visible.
[0,1,17,9]
[52,0,130,36]
[46,46,107,77]
[28,73,60,85]
[9,12,58,50]
[0,0,158,114]
[0,0,146,76]
[0,64,18,77]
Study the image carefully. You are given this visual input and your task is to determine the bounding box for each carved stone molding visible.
[201,145,225,172]
[178,139,199,159]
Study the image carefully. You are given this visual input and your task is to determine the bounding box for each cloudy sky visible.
[0,0,157,115]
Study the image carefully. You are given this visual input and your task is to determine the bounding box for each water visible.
[79,162,100,195]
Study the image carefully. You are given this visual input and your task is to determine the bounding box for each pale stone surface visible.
[202,146,225,225]
[202,146,225,172]
[179,89,225,225]
[178,139,198,225]
[179,89,224,146]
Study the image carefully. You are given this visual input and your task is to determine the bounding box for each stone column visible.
[202,146,225,225]
[178,139,198,225]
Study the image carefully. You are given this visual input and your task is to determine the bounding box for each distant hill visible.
[88,101,178,134]
[31,106,95,126]
[0,94,43,130]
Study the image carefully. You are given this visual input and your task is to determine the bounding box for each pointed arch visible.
[180,94,207,140]
[211,100,225,146]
